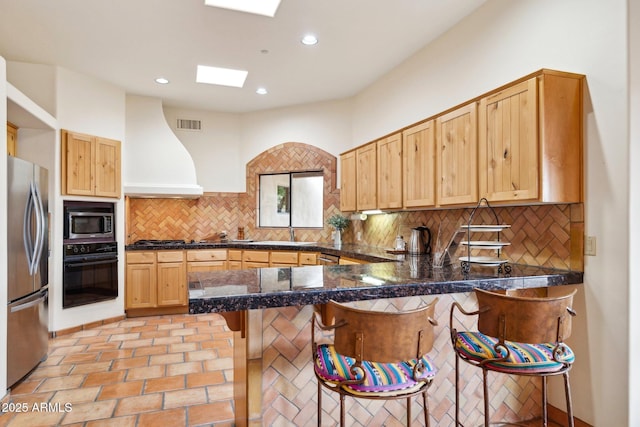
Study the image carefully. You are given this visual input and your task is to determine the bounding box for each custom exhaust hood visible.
[124,95,203,198]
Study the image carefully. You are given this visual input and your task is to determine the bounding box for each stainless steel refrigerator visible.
[7,156,49,387]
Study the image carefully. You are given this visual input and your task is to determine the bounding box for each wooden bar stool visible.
[312,298,439,426]
[450,288,577,427]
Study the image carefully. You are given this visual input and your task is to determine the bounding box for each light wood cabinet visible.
[299,252,318,265]
[126,250,186,310]
[436,102,478,206]
[61,129,121,198]
[377,133,403,210]
[402,121,436,208]
[187,249,228,272]
[339,257,367,265]
[478,71,583,203]
[156,251,186,307]
[126,252,157,309]
[228,250,243,270]
[6,122,17,156]
[242,250,270,269]
[339,150,357,212]
[356,143,377,210]
[270,251,299,267]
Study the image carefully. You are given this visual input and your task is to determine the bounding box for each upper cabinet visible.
[6,122,17,156]
[356,142,377,211]
[478,77,538,202]
[62,129,122,198]
[478,71,583,203]
[403,121,435,208]
[339,150,357,212]
[339,69,584,212]
[377,132,403,210]
[436,102,478,206]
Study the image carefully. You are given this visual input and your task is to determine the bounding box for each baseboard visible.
[125,305,189,318]
[50,315,126,337]
[548,404,592,427]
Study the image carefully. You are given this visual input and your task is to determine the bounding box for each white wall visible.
[166,98,353,193]
[628,1,639,425]
[348,1,628,425]
[51,67,127,331]
[0,56,8,399]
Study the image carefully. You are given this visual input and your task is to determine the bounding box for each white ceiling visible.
[0,0,486,114]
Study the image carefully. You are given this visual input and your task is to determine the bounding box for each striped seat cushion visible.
[314,344,436,396]
[453,331,575,374]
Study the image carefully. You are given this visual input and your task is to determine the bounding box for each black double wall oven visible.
[63,201,118,308]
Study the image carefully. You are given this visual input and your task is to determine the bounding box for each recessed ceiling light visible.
[256,87,268,95]
[301,34,318,46]
[155,77,170,84]
[196,65,248,88]
[204,0,281,17]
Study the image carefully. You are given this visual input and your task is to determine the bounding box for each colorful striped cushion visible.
[453,331,575,374]
[314,344,436,396]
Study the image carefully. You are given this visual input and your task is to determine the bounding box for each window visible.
[259,171,324,228]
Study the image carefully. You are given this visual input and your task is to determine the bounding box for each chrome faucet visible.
[289,226,295,242]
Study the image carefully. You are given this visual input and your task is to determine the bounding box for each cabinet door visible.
[436,103,478,206]
[402,121,435,208]
[356,143,377,210]
[126,262,157,309]
[7,122,17,156]
[62,130,95,196]
[377,133,403,210]
[340,151,357,212]
[94,137,122,198]
[157,262,186,306]
[479,77,538,202]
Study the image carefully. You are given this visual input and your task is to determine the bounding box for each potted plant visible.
[327,214,350,246]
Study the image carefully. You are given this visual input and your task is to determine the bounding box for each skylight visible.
[196,65,248,88]
[204,0,281,17]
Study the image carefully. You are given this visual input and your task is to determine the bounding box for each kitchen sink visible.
[252,241,317,246]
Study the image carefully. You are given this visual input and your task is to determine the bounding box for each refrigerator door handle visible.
[23,182,36,275]
[10,291,47,313]
[31,182,45,273]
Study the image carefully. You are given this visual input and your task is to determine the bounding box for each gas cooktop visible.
[133,239,186,246]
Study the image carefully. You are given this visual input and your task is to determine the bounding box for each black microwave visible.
[63,201,115,242]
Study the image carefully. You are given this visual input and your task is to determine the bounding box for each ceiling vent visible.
[176,118,202,131]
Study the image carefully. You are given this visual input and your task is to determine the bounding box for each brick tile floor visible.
[0,313,235,427]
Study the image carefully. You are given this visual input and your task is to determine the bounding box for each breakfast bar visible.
[187,246,583,426]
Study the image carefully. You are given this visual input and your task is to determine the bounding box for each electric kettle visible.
[408,226,431,255]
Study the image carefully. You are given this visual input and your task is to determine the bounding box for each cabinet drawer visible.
[228,250,242,261]
[242,250,270,263]
[299,253,318,265]
[126,251,156,264]
[187,249,227,262]
[270,251,298,265]
[157,251,184,263]
[187,261,227,272]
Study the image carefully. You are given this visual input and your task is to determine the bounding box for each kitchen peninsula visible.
[127,241,583,426]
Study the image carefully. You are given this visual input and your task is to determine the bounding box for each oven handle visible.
[64,258,118,268]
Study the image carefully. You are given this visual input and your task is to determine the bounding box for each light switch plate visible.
[585,236,596,256]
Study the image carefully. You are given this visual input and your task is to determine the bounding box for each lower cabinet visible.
[228,250,243,270]
[157,251,187,307]
[339,257,367,265]
[126,250,186,312]
[187,249,228,272]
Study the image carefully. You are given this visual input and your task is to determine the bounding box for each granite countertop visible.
[124,241,583,313]
[181,243,583,314]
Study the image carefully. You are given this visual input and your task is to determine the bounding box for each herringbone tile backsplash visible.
[127,142,582,270]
